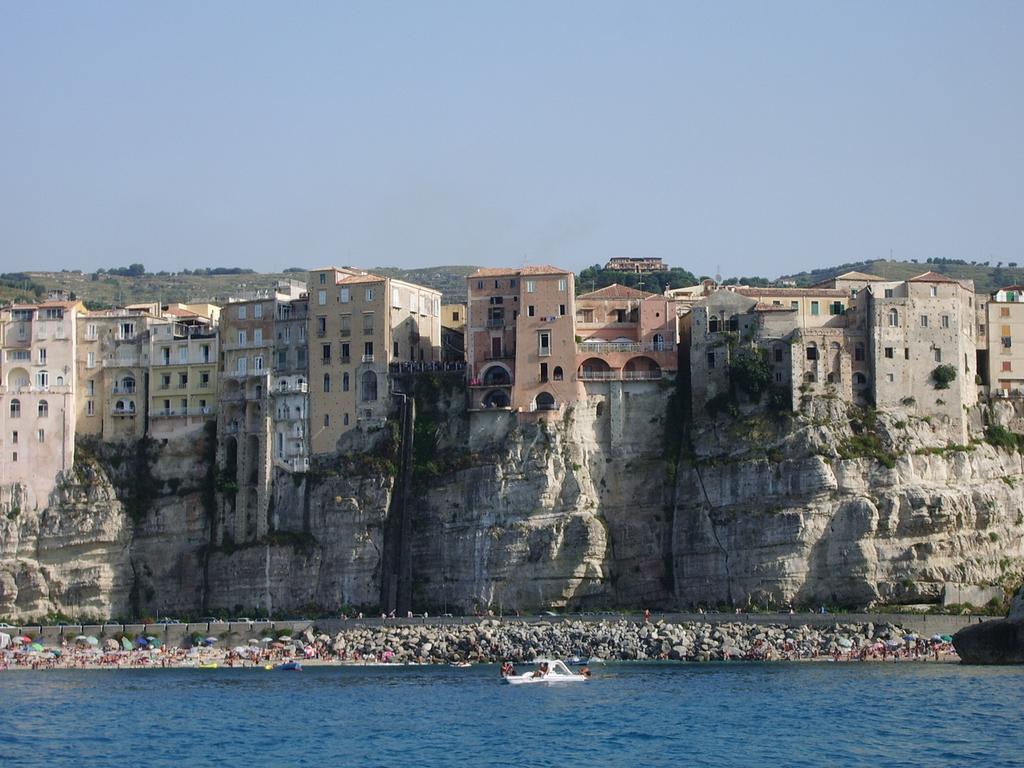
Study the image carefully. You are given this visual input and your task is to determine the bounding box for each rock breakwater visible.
[322,619,948,663]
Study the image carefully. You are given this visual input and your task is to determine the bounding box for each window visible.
[37,429,45,443]
[86,323,97,339]
[86,351,95,368]
[365,288,374,302]
[11,431,16,444]
[728,315,739,332]
[323,373,331,392]
[887,373,894,382]
[253,329,262,345]
[11,452,15,462]
[773,347,783,362]
[179,345,189,362]
[324,414,330,427]
[318,291,327,306]
[811,301,820,316]
[237,358,247,374]
[1001,307,1011,318]
[452,311,460,322]
[393,340,399,358]
[201,371,210,387]
[853,372,867,385]
[538,331,551,356]
[87,379,95,396]
[254,356,264,371]
[238,305,247,320]
[706,351,716,369]
[526,281,536,293]
[884,347,894,359]
[278,350,287,368]
[884,288,894,298]
[528,305,535,317]
[253,303,262,319]
[363,313,375,334]
[830,301,843,315]
[36,371,48,388]
[920,315,928,328]
[933,348,942,363]
[708,316,719,333]
[553,366,564,381]
[10,399,21,418]
[392,287,401,307]
[343,372,350,391]
[806,345,818,361]
[320,272,327,285]
[364,341,374,361]
[1002,362,1012,372]
[317,316,327,336]
[540,363,548,382]
[37,400,49,417]
[238,330,247,346]
[941,315,950,328]
[322,344,331,363]
[791,301,798,310]
[559,304,566,316]
[343,413,349,426]
[341,342,350,362]
[161,374,171,388]
[1003,336,1013,349]
[558,279,567,292]
[339,287,350,303]
[854,344,865,362]
[361,370,378,401]
[477,280,484,290]
[930,286,937,298]
[38,348,47,364]
[904,348,910,360]
[888,309,899,327]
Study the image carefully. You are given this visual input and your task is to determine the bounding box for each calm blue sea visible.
[1,662,1022,767]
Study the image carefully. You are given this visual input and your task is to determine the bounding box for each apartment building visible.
[271,295,309,473]
[466,266,576,414]
[441,304,466,364]
[307,267,441,455]
[979,286,1024,395]
[605,257,668,273]
[76,307,164,441]
[0,296,86,509]
[217,281,306,544]
[575,284,679,382]
[147,314,219,438]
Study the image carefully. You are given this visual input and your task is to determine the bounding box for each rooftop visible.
[469,265,571,278]
[735,287,846,298]
[577,283,654,301]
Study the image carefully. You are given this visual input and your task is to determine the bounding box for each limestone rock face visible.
[0,391,1022,621]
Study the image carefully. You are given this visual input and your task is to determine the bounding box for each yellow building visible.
[308,267,442,455]
[147,318,219,437]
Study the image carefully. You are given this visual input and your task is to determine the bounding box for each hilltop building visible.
[604,257,668,274]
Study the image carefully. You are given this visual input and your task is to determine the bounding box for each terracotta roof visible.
[907,271,960,283]
[577,283,654,300]
[162,307,199,317]
[735,287,846,298]
[469,265,571,278]
[337,273,385,285]
[833,270,887,281]
[994,285,1024,293]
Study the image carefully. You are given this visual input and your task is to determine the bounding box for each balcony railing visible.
[486,319,505,329]
[111,385,137,394]
[485,350,514,360]
[362,353,375,363]
[576,341,675,354]
[151,407,217,419]
[104,356,140,368]
[111,408,138,417]
[578,369,664,381]
[274,382,308,394]
[340,329,351,337]
[390,361,466,375]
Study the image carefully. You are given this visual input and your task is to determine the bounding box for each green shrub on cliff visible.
[932,364,957,389]
[985,425,1022,452]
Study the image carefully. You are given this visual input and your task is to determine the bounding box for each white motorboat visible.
[502,660,589,685]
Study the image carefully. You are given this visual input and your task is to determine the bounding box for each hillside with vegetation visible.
[781,258,1024,294]
[22,264,482,308]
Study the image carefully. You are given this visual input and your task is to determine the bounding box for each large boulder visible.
[953,587,1024,664]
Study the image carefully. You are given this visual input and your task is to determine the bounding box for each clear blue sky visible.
[2,1,1021,278]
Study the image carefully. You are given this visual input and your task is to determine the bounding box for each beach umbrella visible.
[261,637,273,643]
[277,635,292,641]
[85,636,99,646]
[204,636,218,645]
[148,639,162,649]
[903,634,917,642]
[931,634,943,643]
[136,637,149,646]
[248,638,260,645]
[30,642,45,652]
[74,635,88,641]
[103,638,118,651]
[886,639,903,648]
[121,637,133,650]
[941,635,953,643]
[18,636,33,644]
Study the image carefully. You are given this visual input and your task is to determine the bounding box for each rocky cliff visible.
[1,383,1022,622]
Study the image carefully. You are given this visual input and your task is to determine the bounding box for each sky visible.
[1,1,1022,278]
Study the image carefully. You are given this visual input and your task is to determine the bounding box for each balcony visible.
[362,353,375,363]
[485,350,515,360]
[274,381,308,394]
[151,407,217,419]
[274,456,309,473]
[576,341,675,354]
[390,361,466,375]
[486,319,506,329]
[339,329,351,337]
[222,340,269,351]
[112,385,137,394]
[362,327,375,336]
[578,369,664,382]
[104,355,140,368]
[111,408,138,417]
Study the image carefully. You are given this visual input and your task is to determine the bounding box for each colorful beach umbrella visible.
[121,637,133,650]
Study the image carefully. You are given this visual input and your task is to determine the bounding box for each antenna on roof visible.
[715,265,722,286]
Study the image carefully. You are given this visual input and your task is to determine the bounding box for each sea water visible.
[1,662,1022,766]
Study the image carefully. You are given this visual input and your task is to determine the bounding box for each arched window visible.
[888,309,899,327]
[36,370,49,388]
[361,371,378,402]
[728,315,739,332]
[708,316,719,333]
[323,373,331,393]
[553,366,564,381]
[10,399,20,418]
[853,372,868,385]
[343,372,350,392]
[653,333,665,351]
[535,392,556,411]
[806,345,818,361]
[38,400,48,417]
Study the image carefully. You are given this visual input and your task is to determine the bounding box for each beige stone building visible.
[465,266,576,415]
[979,286,1024,396]
[0,296,86,509]
[441,303,466,364]
[307,267,442,456]
[147,314,219,439]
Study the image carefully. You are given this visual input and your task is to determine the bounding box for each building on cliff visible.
[0,295,87,509]
[146,310,220,439]
[682,271,978,441]
[440,303,466,364]
[217,281,308,544]
[979,286,1024,397]
[306,267,442,455]
[604,256,669,273]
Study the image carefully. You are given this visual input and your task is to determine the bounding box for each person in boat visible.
[578,666,591,677]
[532,662,549,678]
[501,661,515,677]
